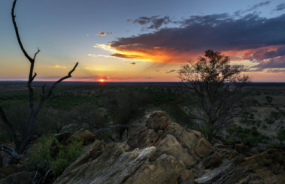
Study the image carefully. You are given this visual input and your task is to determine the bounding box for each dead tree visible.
[0,0,78,161]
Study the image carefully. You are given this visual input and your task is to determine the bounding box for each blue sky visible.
[1,0,285,81]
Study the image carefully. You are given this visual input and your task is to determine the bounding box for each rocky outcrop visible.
[54,112,211,184]
[52,112,285,184]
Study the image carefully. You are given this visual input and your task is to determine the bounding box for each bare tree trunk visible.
[0,0,79,161]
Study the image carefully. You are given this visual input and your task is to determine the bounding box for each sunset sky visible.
[0,0,285,82]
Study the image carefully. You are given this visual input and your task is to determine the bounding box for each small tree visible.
[178,50,250,141]
[277,129,285,145]
[0,0,78,161]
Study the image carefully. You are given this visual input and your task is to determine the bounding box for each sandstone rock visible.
[54,140,184,184]
[0,171,35,184]
[126,126,159,151]
[203,153,222,169]
[179,169,194,182]
[65,129,95,145]
[146,111,171,130]
[213,167,264,184]
[236,148,285,184]
[195,159,235,184]
[195,138,212,157]
[150,134,196,168]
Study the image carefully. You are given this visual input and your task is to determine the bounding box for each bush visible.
[265,144,278,150]
[226,137,237,145]
[28,135,83,178]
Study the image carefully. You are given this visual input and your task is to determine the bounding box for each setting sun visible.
[99,79,104,82]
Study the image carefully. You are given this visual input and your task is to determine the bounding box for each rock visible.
[0,165,19,178]
[55,131,73,143]
[179,169,194,182]
[195,138,212,157]
[0,171,36,184]
[126,126,159,151]
[146,111,171,130]
[213,167,264,184]
[54,140,185,184]
[212,146,239,161]
[195,159,236,184]
[236,148,285,184]
[157,123,201,160]
[234,144,249,154]
[203,153,222,169]
[150,134,196,168]
[65,129,96,145]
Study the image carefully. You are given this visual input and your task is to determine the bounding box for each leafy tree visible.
[0,0,78,162]
[277,129,285,145]
[109,91,150,140]
[178,50,250,141]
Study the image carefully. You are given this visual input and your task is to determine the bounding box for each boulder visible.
[203,153,222,169]
[195,138,212,157]
[150,134,196,168]
[146,111,171,130]
[65,129,96,145]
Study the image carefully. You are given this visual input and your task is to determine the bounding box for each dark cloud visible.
[243,46,285,61]
[251,56,285,70]
[128,15,172,29]
[109,13,285,64]
[124,62,137,65]
[97,32,113,36]
[273,3,285,11]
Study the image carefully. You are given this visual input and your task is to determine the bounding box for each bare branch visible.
[33,48,40,60]
[0,106,18,143]
[44,62,79,100]
[11,0,32,62]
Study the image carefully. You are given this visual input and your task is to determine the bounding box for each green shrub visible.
[265,144,278,150]
[226,137,237,145]
[28,135,83,178]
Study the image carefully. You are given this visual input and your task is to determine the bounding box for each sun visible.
[99,79,104,83]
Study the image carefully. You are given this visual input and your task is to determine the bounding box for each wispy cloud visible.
[166,70,176,73]
[273,3,285,11]
[49,65,66,68]
[97,32,113,36]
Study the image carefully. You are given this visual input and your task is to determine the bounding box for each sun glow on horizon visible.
[99,79,105,82]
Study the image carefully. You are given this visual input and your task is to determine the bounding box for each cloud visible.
[166,70,176,73]
[100,12,285,65]
[97,32,113,36]
[235,1,271,16]
[266,68,285,73]
[128,15,172,29]
[273,3,285,11]
[49,65,66,68]
[124,62,137,65]
[251,56,285,69]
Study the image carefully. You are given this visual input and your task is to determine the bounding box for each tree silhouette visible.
[178,50,250,141]
[0,0,78,162]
